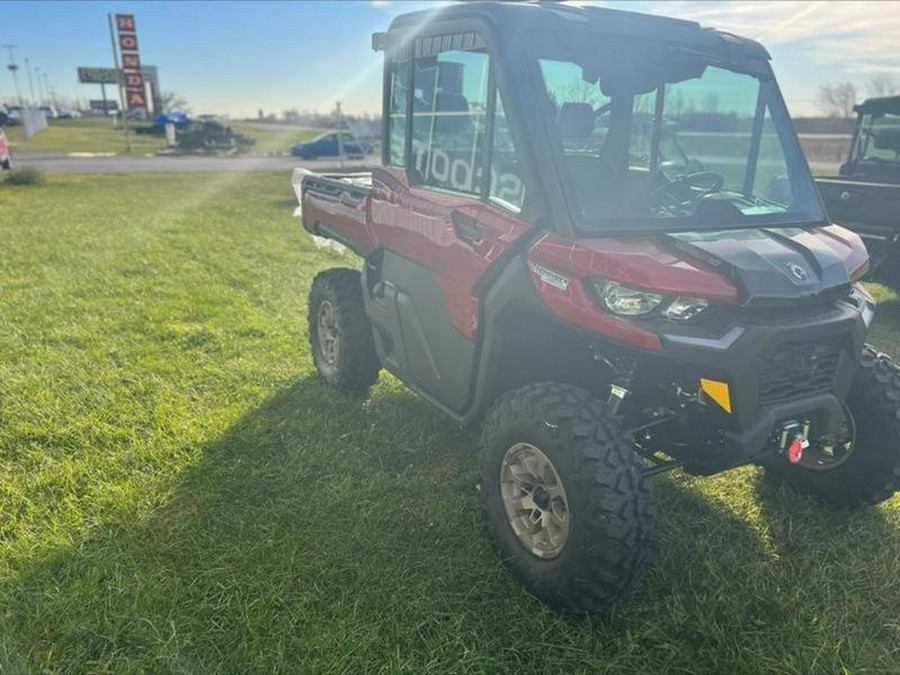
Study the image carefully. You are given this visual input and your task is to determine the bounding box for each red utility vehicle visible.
[0,128,11,171]
[293,2,900,613]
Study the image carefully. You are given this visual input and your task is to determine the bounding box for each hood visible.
[665,227,860,306]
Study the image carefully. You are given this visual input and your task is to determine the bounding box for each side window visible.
[387,60,408,167]
[489,93,525,212]
[412,49,489,195]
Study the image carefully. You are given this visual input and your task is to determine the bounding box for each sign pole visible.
[108,13,130,152]
[101,82,112,126]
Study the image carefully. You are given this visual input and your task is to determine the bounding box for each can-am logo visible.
[787,262,808,281]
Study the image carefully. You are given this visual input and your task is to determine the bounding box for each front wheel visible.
[307,268,380,394]
[766,346,900,506]
[479,383,656,614]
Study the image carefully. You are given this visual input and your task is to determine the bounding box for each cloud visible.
[628,1,900,75]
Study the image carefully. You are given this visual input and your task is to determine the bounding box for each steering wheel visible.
[651,171,725,215]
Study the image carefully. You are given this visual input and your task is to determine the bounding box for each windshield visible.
[856,112,900,164]
[537,51,824,231]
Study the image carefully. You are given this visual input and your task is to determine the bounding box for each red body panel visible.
[370,167,531,338]
[525,232,740,352]
[526,260,664,352]
[303,185,379,255]
[815,224,870,280]
[529,233,741,303]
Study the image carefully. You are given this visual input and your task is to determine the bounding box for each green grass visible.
[4,118,321,156]
[2,171,900,673]
[5,118,166,155]
[229,124,321,154]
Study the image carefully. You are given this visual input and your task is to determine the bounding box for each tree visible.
[816,82,858,118]
[160,91,190,112]
[867,75,899,98]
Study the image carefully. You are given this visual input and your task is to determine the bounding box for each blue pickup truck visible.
[290,131,372,160]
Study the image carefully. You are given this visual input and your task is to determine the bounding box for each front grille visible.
[759,339,842,405]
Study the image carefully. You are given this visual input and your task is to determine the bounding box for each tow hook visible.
[787,436,806,464]
[779,420,810,464]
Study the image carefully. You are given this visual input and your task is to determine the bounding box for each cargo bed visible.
[292,168,375,255]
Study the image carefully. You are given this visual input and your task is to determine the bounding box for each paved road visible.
[14,152,372,174]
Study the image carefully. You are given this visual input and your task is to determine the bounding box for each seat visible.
[434,92,471,135]
[557,102,594,139]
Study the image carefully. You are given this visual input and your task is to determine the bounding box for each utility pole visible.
[35,65,46,105]
[42,72,50,106]
[336,101,344,169]
[24,57,36,106]
[2,44,25,107]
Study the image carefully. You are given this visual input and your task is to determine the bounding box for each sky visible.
[2,1,898,118]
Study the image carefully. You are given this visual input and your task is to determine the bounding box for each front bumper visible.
[652,287,874,473]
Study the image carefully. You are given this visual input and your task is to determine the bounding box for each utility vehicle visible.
[0,128,10,171]
[816,96,900,277]
[292,2,900,613]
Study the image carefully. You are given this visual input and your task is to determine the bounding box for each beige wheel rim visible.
[499,443,570,559]
[316,299,339,365]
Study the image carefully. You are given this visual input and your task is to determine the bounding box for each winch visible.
[778,420,811,464]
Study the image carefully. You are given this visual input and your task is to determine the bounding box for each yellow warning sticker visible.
[700,378,732,413]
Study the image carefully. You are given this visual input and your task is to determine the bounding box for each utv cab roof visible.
[854,96,900,116]
[381,1,770,62]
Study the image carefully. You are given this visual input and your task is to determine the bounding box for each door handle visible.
[451,211,483,244]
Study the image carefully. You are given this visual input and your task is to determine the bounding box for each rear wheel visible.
[307,268,380,394]
[479,383,655,614]
[766,346,900,506]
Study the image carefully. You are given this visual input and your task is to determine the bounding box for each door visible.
[368,39,531,413]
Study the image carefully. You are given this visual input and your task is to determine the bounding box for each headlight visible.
[663,296,709,321]
[592,280,664,316]
[588,280,712,321]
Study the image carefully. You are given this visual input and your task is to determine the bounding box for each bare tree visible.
[867,74,899,98]
[816,82,858,118]
[160,91,190,112]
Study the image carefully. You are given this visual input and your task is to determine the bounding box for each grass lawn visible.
[228,124,321,154]
[4,118,166,156]
[2,171,900,673]
[4,118,321,156]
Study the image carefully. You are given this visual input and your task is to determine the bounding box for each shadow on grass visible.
[5,377,900,672]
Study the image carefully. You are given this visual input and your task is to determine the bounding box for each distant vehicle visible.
[154,111,193,129]
[0,128,11,170]
[4,107,23,125]
[57,108,82,119]
[816,96,900,277]
[290,131,371,159]
[39,105,58,119]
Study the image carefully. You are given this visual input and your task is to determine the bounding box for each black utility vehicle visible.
[817,96,900,276]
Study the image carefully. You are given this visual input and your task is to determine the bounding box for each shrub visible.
[3,166,46,186]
